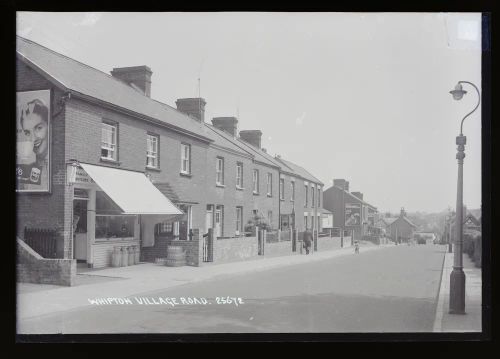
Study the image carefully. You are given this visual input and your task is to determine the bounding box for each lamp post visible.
[448,81,480,314]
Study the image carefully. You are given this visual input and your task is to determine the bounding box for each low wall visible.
[317,236,342,251]
[141,229,202,266]
[265,240,294,257]
[17,238,76,286]
[213,236,258,264]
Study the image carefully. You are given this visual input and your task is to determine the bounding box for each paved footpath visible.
[433,250,482,332]
[18,243,445,333]
[17,243,386,321]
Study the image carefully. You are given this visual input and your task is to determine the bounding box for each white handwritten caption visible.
[88,297,245,307]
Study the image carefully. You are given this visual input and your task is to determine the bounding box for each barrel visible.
[165,245,186,267]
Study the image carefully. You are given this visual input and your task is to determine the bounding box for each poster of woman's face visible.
[16,90,51,192]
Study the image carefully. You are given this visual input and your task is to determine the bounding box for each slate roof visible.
[16,36,212,143]
[274,156,323,185]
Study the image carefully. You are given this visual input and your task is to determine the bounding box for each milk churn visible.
[121,246,128,266]
[112,246,121,267]
[128,246,135,265]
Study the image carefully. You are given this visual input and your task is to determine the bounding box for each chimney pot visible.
[211,117,238,136]
[239,130,262,149]
[111,66,152,97]
[176,98,206,122]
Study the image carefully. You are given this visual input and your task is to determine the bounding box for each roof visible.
[204,124,274,163]
[324,185,377,210]
[274,156,323,185]
[321,208,333,215]
[16,36,212,143]
[203,124,252,157]
[379,217,397,225]
[390,216,418,228]
[154,182,180,203]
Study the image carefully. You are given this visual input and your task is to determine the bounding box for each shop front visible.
[67,162,183,268]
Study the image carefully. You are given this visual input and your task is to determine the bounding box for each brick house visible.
[387,208,418,243]
[322,179,378,242]
[17,36,326,278]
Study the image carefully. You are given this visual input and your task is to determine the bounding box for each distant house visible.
[388,208,417,243]
[375,217,397,237]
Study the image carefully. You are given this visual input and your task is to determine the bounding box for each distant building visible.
[322,179,378,242]
[388,208,417,243]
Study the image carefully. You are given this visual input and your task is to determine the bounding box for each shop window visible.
[101,122,117,161]
[146,134,159,169]
[95,190,135,240]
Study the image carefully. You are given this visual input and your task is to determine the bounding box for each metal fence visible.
[23,227,58,258]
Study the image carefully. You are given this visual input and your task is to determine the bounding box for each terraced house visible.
[16,36,327,285]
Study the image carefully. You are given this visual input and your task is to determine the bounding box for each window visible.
[236,162,243,188]
[146,134,159,168]
[101,122,117,161]
[95,191,135,240]
[304,185,308,207]
[279,178,285,200]
[311,186,315,207]
[318,188,321,207]
[181,143,191,174]
[216,157,224,185]
[267,210,273,228]
[291,181,295,201]
[236,206,243,235]
[304,215,308,230]
[253,169,259,193]
[267,173,272,196]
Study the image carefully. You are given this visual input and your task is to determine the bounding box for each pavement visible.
[433,249,482,332]
[18,243,444,333]
[17,242,389,322]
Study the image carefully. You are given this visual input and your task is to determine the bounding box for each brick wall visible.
[17,238,75,286]
[141,230,202,266]
[213,236,259,264]
[264,240,295,258]
[16,59,68,258]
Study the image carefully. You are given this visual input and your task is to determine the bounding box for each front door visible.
[214,209,222,238]
[206,205,214,233]
[73,199,88,262]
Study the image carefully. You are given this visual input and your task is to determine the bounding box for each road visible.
[19,244,447,333]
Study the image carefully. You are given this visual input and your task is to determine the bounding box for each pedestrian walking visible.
[303,229,313,255]
[354,240,360,254]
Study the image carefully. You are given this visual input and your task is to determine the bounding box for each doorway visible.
[73,199,88,262]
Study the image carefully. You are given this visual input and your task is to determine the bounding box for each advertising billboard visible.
[345,203,361,226]
[16,90,51,192]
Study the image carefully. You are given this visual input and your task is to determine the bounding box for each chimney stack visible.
[175,98,206,122]
[333,179,349,192]
[212,117,238,136]
[239,130,262,149]
[351,191,363,200]
[111,66,152,97]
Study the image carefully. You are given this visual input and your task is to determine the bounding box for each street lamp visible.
[448,81,480,315]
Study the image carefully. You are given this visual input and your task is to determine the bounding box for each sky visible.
[16,12,482,214]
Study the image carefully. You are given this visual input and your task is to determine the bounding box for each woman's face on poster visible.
[22,112,48,159]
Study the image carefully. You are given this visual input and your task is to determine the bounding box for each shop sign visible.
[345,203,361,226]
[74,167,95,185]
[16,90,51,192]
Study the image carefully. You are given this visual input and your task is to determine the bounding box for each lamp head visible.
[450,83,467,100]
